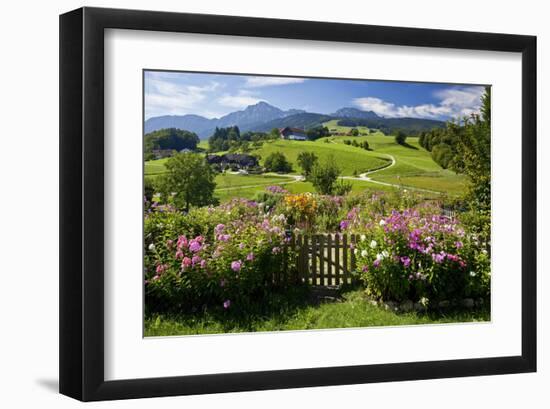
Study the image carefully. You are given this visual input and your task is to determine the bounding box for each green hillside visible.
[321,120,466,194]
[250,139,390,176]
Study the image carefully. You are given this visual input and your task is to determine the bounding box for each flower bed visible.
[343,206,490,306]
[144,197,293,312]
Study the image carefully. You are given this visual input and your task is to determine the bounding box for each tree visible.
[450,86,491,210]
[160,153,217,212]
[350,128,359,136]
[431,143,454,169]
[144,128,200,153]
[395,130,407,145]
[296,151,318,179]
[310,155,341,195]
[264,152,292,173]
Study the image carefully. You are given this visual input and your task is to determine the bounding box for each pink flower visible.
[239,242,245,249]
[177,235,188,249]
[231,260,242,272]
[218,234,230,242]
[455,241,463,249]
[191,255,201,266]
[175,250,184,259]
[155,264,167,274]
[272,247,281,254]
[214,224,225,234]
[181,257,192,269]
[223,299,231,309]
[166,239,174,248]
[200,259,207,269]
[246,252,254,261]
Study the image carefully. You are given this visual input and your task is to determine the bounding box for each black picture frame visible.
[59,6,537,401]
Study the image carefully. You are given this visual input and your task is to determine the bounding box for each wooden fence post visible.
[311,234,317,285]
[335,234,340,285]
[318,235,324,286]
[350,234,357,272]
[342,234,349,285]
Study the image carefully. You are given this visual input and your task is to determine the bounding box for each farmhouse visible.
[279,127,307,141]
[206,153,259,170]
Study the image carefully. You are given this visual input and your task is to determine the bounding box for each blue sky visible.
[144,70,486,121]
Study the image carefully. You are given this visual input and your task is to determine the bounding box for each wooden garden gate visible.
[292,234,359,286]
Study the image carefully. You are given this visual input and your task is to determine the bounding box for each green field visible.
[144,122,467,201]
[249,138,390,176]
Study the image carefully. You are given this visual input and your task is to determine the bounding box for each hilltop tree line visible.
[144,128,200,159]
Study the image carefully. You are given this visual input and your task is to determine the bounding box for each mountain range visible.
[144,101,444,138]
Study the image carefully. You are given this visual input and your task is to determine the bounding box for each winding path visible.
[217,154,440,195]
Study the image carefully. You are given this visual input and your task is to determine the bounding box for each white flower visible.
[354,249,359,255]
[470,271,477,277]
[370,240,377,249]
[481,249,488,255]
[420,297,429,307]
[361,250,368,258]
[382,250,389,258]
[376,253,383,261]
[379,220,386,226]
[148,243,156,251]
[360,234,367,242]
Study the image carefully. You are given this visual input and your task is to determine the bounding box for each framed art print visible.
[59,7,537,401]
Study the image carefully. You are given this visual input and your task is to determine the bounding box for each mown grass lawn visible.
[144,288,490,337]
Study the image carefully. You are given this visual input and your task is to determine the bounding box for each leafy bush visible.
[145,199,293,312]
[343,208,490,305]
[264,152,292,173]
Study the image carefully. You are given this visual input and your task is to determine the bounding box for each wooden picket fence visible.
[288,234,360,286]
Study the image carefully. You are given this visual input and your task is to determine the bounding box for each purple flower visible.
[200,259,207,269]
[400,256,411,268]
[373,259,381,268]
[246,252,254,261]
[231,260,242,272]
[239,242,245,249]
[214,224,225,234]
[432,252,446,264]
[223,299,231,309]
[455,241,463,249]
[191,255,201,266]
[339,220,349,230]
[189,240,202,253]
[361,265,369,272]
[218,234,230,242]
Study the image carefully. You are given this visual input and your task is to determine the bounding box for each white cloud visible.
[144,78,220,118]
[217,90,266,109]
[353,86,484,120]
[244,76,306,88]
